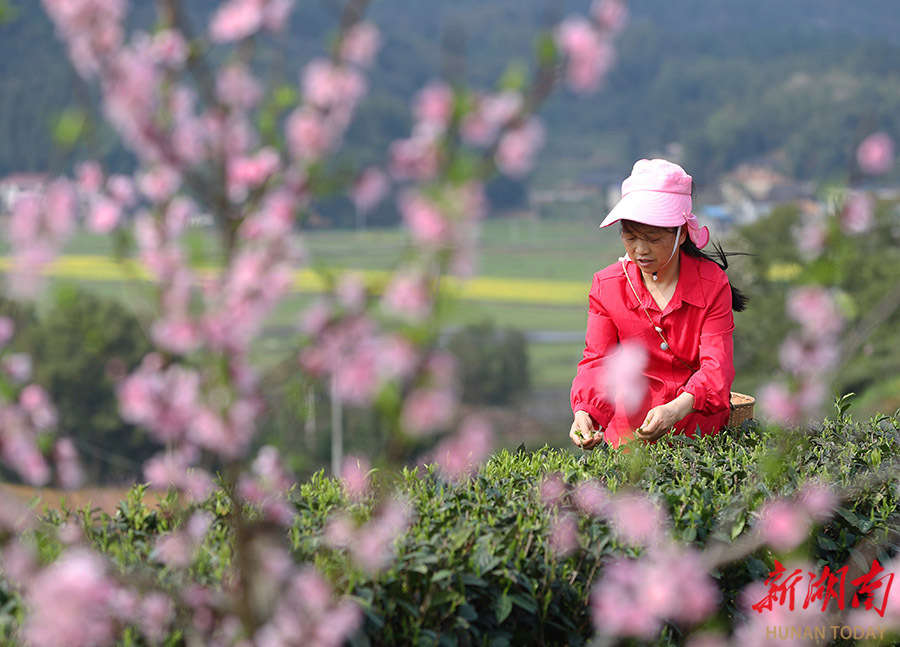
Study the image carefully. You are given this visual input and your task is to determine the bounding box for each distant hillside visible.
[2,0,900,201]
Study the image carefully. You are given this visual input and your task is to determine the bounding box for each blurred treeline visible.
[4,0,900,212]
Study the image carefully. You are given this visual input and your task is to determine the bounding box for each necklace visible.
[620,258,697,372]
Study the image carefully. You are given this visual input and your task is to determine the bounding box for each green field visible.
[1,215,622,390]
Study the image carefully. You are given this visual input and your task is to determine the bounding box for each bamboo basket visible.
[728,392,755,426]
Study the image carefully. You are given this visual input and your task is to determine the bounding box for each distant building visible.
[0,173,48,214]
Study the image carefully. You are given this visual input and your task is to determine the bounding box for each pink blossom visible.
[1,538,37,585]
[432,416,493,481]
[20,384,58,430]
[352,498,411,573]
[137,165,182,204]
[23,549,120,647]
[605,492,668,546]
[857,132,895,175]
[2,431,51,486]
[757,499,810,552]
[397,190,451,246]
[216,63,263,109]
[413,81,455,132]
[540,473,567,508]
[336,273,368,311]
[41,0,126,77]
[785,286,843,339]
[302,58,367,112]
[400,387,456,436]
[758,381,800,425]
[382,272,431,322]
[495,117,545,178]
[375,334,418,382]
[388,135,441,181]
[461,91,522,147]
[88,196,121,233]
[556,16,614,94]
[154,531,195,568]
[591,558,662,639]
[574,480,609,516]
[285,106,335,162]
[549,513,580,556]
[351,166,389,214]
[227,147,281,201]
[603,341,648,415]
[76,160,104,193]
[151,28,189,67]
[53,437,83,489]
[333,345,380,406]
[341,454,371,500]
[841,190,875,234]
[263,0,294,32]
[340,21,381,68]
[798,481,837,523]
[138,592,175,645]
[106,174,136,206]
[793,214,827,259]
[0,316,14,347]
[778,334,839,377]
[591,0,629,33]
[734,577,827,646]
[210,0,264,43]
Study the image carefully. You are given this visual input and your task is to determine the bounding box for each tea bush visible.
[7,410,900,646]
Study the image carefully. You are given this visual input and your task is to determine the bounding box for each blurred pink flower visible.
[495,117,545,178]
[757,499,810,552]
[549,513,580,556]
[302,58,367,112]
[20,384,58,431]
[0,316,14,347]
[603,341,648,415]
[432,415,493,481]
[210,0,264,43]
[137,165,182,204]
[841,190,875,234]
[461,92,522,147]
[382,272,431,322]
[285,106,335,162]
[23,549,121,647]
[1,538,37,585]
[556,16,614,94]
[605,492,668,546]
[591,0,628,33]
[388,136,440,181]
[341,454,371,500]
[778,334,839,377]
[2,353,32,383]
[857,132,895,175]
[798,482,837,523]
[53,437,84,489]
[397,190,451,246]
[400,387,456,436]
[138,592,175,645]
[41,0,126,77]
[88,196,121,234]
[793,214,827,260]
[227,147,281,202]
[351,166,389,214]
[76,160,104,193]
[540,473,567,508]
[375,334,419,382]
[151,28,188,67]
[591,558,662,639]
[413,81,454,132]
[785,286,843,339]
[758,381,800,425]
[106,174,136,206]
[574,480,609,516]
[216,62,263,109]
[336,273,368,311]
[340,21,381,68]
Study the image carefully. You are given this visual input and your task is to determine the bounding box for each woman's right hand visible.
[569,410,604,450]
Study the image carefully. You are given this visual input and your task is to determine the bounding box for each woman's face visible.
[620,222,685,273]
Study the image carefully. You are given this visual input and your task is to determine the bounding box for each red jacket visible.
[571,252,735,447]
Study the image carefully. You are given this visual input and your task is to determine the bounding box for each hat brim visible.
[599,190,693,230]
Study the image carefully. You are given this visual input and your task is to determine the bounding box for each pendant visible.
[654,326,663,332]
[660,342,669,350]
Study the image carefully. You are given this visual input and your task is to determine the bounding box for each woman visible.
[569,159,747,449]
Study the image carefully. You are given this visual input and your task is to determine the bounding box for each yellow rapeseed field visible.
[0,255,587,306]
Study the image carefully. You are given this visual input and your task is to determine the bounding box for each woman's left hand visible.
[635,393,696,442]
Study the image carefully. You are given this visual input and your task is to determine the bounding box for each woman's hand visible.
[569,410,604,449]
[635,392,696,442]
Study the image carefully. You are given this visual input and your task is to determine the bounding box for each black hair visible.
[619,219,749,313]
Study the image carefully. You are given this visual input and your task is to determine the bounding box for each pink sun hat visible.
[599,159,710,249]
